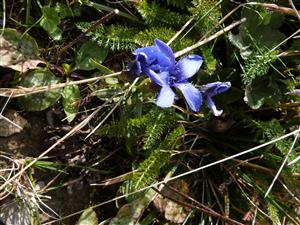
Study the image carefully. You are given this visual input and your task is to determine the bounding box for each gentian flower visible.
[201,82,231,116]
[127,39,203,112]
[127,39,175,77]
[151,55,203,112]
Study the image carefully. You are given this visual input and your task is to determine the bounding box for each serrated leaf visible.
[62,84,81,123]
[40,5,62,40]
[18,69,61,111]
[76,208,98,225]
[75,41,108,70]
[0,28,43,72]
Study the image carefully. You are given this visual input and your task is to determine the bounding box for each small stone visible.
[0,110,28,137]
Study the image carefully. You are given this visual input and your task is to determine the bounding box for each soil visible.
[0,110,120,224]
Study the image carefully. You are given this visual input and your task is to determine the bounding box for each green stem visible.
[25,0,31,25]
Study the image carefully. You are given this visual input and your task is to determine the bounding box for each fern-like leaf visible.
[189,0,221,33]
[131,126,184,191]
[76,22,193,51]
[242,50,278,85]
[136,0,188,27]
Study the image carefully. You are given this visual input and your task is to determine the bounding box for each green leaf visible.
[243,79,281,109]
[228,32,252,60]
[62,85,81,123]
[1,28,39,57]
[90,58,114,74]
[18,69,61,111]
[54,2,73,19]
[40,5,62,40]
[76,208,98,225]
[109,189,156,225]
[240,7,285,48]
[75,41,108,70]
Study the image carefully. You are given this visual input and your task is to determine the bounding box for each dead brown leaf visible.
[0,36,44,73]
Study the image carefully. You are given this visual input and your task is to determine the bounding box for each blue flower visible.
[127,39,203,112]
[127,39,175,77]
[147,55,203,112]
[201,82,231,116]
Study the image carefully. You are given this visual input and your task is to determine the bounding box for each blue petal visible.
[206,96,223,116]
[144,68,168,87]
[135,46,158,66]
[156,85,176,108]
[175,55,203,82]
[174,82,202,112]
[154,39,175,70]
[202,82,231,97]
[159,71,170,84]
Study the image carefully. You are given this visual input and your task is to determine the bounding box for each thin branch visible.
[0,72,121,98]
[152,186,244,225]
[167,17,194,45]
[84,77,139,139]
[42,128,300,224]
[264,127,300,198]
[174,18,246,58]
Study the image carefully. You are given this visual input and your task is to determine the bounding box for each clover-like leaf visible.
[18,69,61,111]
[240,7,285,49]
[62,84,81,123]
[244,79,281,109]
[75,208,98,225]
[40,5,62,40]
[75,41,108,71]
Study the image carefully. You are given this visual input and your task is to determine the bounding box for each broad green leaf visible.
[240,8,285,49]
[62,85,81,123]
[54,2,81,18]
[0,29,43,72]
[228,32,252,60]
[76,208,98,225]
[40,5,62,40]
[18,69,61,111]
[1,28,39,56]
[90,58,114,74]
[75,41,108,70]
[109,189,156,225]
[244,79,281,109]
[54,2,73,19]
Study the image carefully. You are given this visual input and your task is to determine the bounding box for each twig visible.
[256,2,300,18]
[288,155,300,166]
[0,105,103,191]
[289,0,300,21]
[42,128,300,224]
[0,76,138,192]
[152,186,244,225]
[84,77,139,139]
[174,18,246,58]
[0,72,121,98]
[264,127,300,198]
[167,17,194,45]
[0,92,23,130]
[58,9,119,56]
